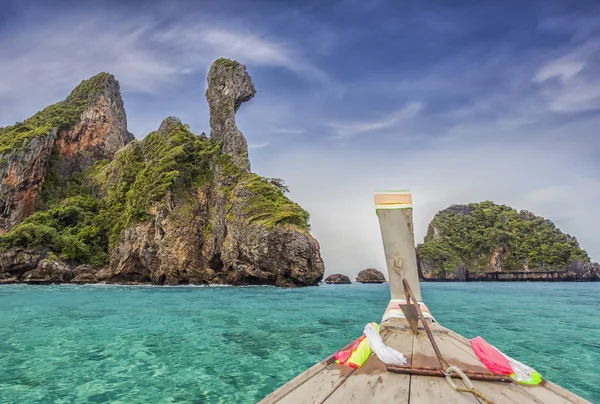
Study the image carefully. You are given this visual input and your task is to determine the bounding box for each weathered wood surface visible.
[376,207,422,301]
[324,332,412,403]
[260,319,591,404]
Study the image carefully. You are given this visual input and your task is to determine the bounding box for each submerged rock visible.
[324,274,352,284]
[356,268,386,283]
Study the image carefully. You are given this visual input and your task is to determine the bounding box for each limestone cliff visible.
[0,59,324,286]
[0,73,132,234]
[206,58,255,172]
[417,202,599,281]
[0,132,57,234]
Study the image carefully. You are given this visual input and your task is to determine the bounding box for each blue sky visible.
[1,0,599,277]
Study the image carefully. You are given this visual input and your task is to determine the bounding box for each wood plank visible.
[543,381,592,404]
[272,363,355,404]
[437,335,549,404]
[410,331,480,403]
[261,330,394,404]
[259,359,332,404]
[440,334,587,404]
[324,330,414,403]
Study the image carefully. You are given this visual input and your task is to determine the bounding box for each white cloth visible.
[364,323,407,365]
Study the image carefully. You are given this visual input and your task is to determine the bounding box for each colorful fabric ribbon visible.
[335,322,380,368]
[471,336,542,385]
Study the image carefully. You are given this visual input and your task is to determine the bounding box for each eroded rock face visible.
[52,75,133,176]
[104,196,209,285]
[157,116,182,136]
[0,248,47,278]
[324,273,352,284]
[0,131,57,233]
[103,119,325,287]
[206,59,255,172]
[356,268,386,283]
[21,259,72,284]
[418,257,600,281]
[0,74,132,235]
[71,265,98,283]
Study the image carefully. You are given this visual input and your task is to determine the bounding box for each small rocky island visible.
[0,59,325,286]
[323,273,351,284]
[417,202,600,281]
[356,268,386,283]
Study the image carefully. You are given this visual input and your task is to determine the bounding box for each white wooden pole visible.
[375,191,422,301]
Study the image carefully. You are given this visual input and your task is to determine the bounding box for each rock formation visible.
[51,73,133,177]
[206,58,255,172]
[324,273,352,284]
[0,132,56,233]
[0,59,325,286]
[418,202,600,281]
[0,73,132,235]
[356,268,386,283]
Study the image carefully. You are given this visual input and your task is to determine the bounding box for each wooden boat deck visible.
[260,317,590,404]
[261,191,590,403]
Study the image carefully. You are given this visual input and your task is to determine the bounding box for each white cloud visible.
[328,102,424,138]
[274,128,305,135]
[533,41,600,113]
[543,82,600,112]
[248,141,270,149]
[0,6,330,128]
[533,58,586,83]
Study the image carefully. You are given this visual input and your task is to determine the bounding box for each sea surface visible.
[0,282,598,403]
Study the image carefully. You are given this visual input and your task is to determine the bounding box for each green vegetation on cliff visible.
[244,175,310,230]
[93,123,221,247]
[214,58,241,70]
[0,121,310,266]
[0,196,108,267]
[417,201,590,274]
[0,73,115,155]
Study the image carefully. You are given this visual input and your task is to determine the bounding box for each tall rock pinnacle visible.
[206,58,256,172]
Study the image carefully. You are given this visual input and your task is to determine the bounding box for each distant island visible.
[417,202,599,281]
[0,58,324,286]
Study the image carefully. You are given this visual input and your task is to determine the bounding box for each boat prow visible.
[260,191,590,404]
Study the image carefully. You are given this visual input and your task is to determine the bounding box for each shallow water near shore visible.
[0,282,598,403]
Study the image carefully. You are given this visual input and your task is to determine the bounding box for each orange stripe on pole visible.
[374,193,412,206]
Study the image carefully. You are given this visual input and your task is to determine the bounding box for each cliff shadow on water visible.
[0,58,324,287]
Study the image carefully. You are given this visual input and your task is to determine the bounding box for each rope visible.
[444,366,494,404]
[456,387,494,404]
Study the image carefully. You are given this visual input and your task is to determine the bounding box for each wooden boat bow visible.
[260,191,590,404]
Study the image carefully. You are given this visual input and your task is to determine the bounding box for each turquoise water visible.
[0,283,598,403]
